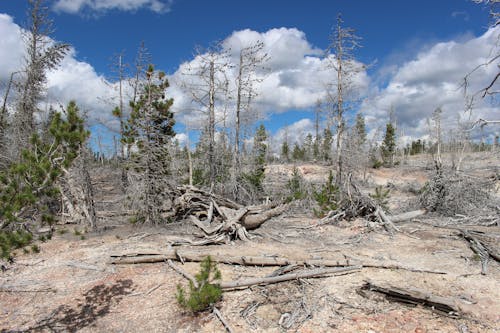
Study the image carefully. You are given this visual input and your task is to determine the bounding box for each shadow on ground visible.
[3,279,134,333]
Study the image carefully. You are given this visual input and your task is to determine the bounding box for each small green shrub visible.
[286,167,306,202]
[31,244,40,254]
[313,171,339,217]
[370,186,391,211]
[371,159,383,169]
[0,230,33,259]
[176,256,222,313]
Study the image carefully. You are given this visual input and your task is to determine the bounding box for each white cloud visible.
[52,0,172,14]
[0,14,24,79]
[0,13,119,130]
[171,27,370,129]
[360,26,500,141]
[270,118,314,152]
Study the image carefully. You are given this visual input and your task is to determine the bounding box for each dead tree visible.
[233,41,268,168]
[13,0,69,153]
[181,45,232,191]
[325,14,363,188]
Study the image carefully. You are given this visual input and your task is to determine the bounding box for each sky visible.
[0,0,499,153]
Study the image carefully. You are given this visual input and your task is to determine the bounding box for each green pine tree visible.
[381,123,396,167]
[0,101,88,230]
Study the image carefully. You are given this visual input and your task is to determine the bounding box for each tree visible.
[381,123,396,167]
[182,45,231,191]
[325,14,363,187]
[0,101,88,230]
[322,128,333,162]
[128,64,175,225]
[281,141,290,162]
[13,0,70,153]
[354,112,367,146]
[234,41,268,168]
[246,124,267,191]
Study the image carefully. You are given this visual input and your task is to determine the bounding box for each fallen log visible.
[389,209,427,223]
[360,281,461,316]
[241,204,288,230]
[109,250,447,274]
[220,265,362,290]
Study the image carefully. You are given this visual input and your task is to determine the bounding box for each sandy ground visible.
[1,153,499,332]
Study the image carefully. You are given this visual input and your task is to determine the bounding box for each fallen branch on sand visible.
[360,281,462,317]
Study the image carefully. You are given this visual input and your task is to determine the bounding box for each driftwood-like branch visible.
[220,266,362,290]
[213,307,235,333]
[109,250,447,274]
[361,281,461,316]
[241,204,288,230]
[389,209,426,223]
[167,259,199,288]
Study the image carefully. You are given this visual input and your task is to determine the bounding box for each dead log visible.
[167,259,198,288]
[360,281,461,316]
[459,229,500,275]
[389,209,427,223]
[109,250,447,275]
[213,307,234,333]
[241,204,288,230]
[220,266,362,290]
[110,249,355,266]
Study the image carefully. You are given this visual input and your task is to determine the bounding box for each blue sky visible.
[0,0,498,152]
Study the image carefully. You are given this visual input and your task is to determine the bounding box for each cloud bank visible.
[52,0,172,14]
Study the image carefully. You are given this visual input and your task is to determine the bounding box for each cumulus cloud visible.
[170,27,370,129]
[360,26,500,141]
[270,118,315,153]
[0,13,119,130]
[0,14,24,79]
[52,0,172,14]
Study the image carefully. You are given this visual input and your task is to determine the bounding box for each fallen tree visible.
[109,249,447,274]
[360,281,462,317]
[166,185,287,241]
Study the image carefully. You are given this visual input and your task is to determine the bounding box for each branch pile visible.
[419,169,494,217]
[320,176,400,234]
[168,185,287,241]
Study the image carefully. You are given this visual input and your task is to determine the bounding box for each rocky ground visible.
[1,152,499,332]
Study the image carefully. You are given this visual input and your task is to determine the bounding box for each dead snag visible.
[360,281,461,317]
[220,266,361,290]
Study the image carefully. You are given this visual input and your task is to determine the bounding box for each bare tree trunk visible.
[208,60,216,191]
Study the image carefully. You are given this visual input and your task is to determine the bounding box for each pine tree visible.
[0,101,88,230]
[128,65,175,225]
[354,113,366,146]
[322,128,333,162]
[281,141,289,162]
[381,123,396,167]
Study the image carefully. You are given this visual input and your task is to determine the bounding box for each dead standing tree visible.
[13,0,70,154]
[325,14,363,189]
[233,41,269,169]
[181,45,232,191]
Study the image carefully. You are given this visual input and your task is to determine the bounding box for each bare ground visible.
[1,154,499,332]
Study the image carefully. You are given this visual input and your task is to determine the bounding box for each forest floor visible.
[1,152,499,332]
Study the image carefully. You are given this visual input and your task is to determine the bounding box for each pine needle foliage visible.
[0,101,88,230]
[313,171,339,217]
[176,256,222,313]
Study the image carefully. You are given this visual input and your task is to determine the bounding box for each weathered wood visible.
[213,307,235,333]
[220,266,361,290]
[167,259,198,288]
[361,281,461,316]
[109,250,447,275]
[389,209,427,223]
[241,204,288,230]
